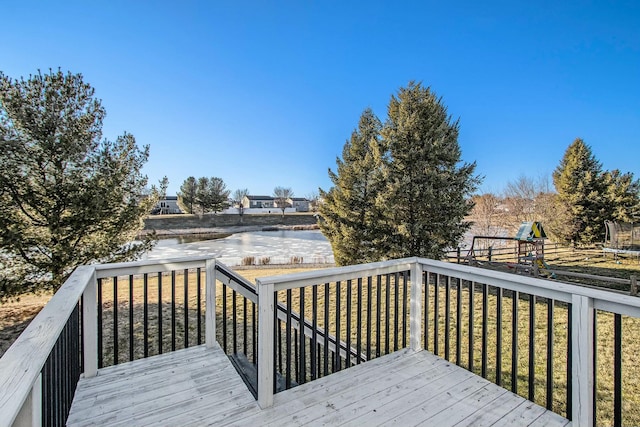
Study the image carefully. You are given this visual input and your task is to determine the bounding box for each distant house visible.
[242,195,275,209]
[288,197,310,212]
[152,196,182,215]
[239,195,310,214]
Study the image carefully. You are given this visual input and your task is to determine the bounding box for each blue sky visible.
[3,1,639,197]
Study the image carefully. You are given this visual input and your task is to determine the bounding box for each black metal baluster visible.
[357,277,363,364]
[336,280,342,371]
[346,280,352,367]
[546,298,554,409]
[113,277,118,365]
[311,284,318,380]
[98,278,103,368]
[143,273,149,357]
[424,272,429,351]
[324,283,330,375]
[376,275,382,358]
[402,272,408,349]
[158,273,163,355]
[593,312,597,426]
[529,294,536,401]
[232,290,238,353]
[222,283,227,352]
[286,289,292,387]
[385,275,390,355]
[184,269,189,349]
[274,294,279,393]
[469,281,474,371]
[171,271,176,352]
[456,277,462,366]
[252,302,257,364]
[434,274,440,355]
[497,287,503,386]
[197,268,202,345]
[243,297,248,355]
[366,276,372,361]
[614,313,622,427]
[482,283,488,378]
[294,328,299,384]
[278,319,283,374]
[567,303,573,420]
[512,290,519,394]
[299,287,306,383]
[445,275,451,360]
[394,272,399,352]
[129,275,134,361]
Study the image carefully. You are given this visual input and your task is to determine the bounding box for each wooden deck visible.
[67,344,569,426]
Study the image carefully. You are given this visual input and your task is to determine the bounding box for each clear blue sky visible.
[3,1,639,197]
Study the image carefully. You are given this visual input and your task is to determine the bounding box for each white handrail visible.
[417,257,640,318]
[0,266,94,427]
[0,255,217,427]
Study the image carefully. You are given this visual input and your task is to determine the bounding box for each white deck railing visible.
[0,255,216,427]
[3,256,640,426]
[255,256,640,427]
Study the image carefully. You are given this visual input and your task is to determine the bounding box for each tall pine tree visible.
[0,70,159,300]
[603,169,640,223]
[318,108,386,265]
[552,138,606,245]
[380,82,479,259]
[319,84,479,264]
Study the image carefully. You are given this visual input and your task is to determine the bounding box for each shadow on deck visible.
[67,344,568,426]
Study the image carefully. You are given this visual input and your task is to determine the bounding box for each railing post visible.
[572,294,594,427]
[82,269,98,378]
[410,261,423,351]
[12,374,41,427]
[257,279,275,408]
[205,259,217,348]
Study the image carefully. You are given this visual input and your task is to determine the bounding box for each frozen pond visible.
[144,230,335,265]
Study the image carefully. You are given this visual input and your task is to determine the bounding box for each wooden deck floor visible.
[67,344,569,426]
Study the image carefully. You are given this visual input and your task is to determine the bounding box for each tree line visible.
[318,83,639,268]
[175,178,300,220]
[469,139,640,246]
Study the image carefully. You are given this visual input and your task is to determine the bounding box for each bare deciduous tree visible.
[233,188,249,223]
[273,186,294,218]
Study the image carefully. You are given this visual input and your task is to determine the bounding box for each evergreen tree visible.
[552,138,606,245]
[0,70,159,300]
[195,177,230,214]
[318,109,386,265]
[196,177,212,214]
[319,84,479,264]
[602,170,640,223]
[380,82,479,259]
[209,177,230,213]
[177,176,198,214]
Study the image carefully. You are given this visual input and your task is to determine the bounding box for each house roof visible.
[246,195,274,200]
[290,198,308,202]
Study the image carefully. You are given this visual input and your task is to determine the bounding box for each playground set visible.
[464,221,553,277]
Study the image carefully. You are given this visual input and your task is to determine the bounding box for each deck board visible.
[68,344,569,426]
